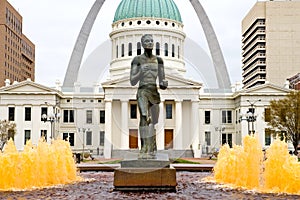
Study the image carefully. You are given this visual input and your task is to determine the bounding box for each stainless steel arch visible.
[63,0,231,89]
[189,0,231,89]
[63,0,106,88]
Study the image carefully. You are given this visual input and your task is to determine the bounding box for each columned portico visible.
[175,100,183,149]
[104,100,112,158]
[120,100,129,149]
[157,100,165,150]
[191,101,201,157]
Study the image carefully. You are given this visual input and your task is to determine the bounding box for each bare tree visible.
[0,120,17,151]
[268,91,300,155]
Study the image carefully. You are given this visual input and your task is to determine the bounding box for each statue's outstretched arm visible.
[130,57,141,86]
[157,57,168,90]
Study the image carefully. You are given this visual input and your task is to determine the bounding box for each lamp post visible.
[41,101,60,141]
[78,128,89,155]
[239,112,257,135]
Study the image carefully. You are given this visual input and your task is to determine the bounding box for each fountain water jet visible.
[213,134,300,195]
[0,139,81,190]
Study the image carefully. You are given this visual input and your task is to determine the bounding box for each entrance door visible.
[129,129,138,149]
[164,129,173,149]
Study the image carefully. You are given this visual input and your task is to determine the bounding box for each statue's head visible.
[141,34,154,50]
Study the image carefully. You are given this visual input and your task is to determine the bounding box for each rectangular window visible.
[24,130,31,145]
[100,131,105,146]
[204,111,210,124]
[265,128,271,145]
[222,133,233,148]
[100,110,105,123]
[8,129,14,141]
[63,110,74,123]
[164,43,168,57]
[121,44,125,57]
[205,131,211,146]
[86,110,92,124]
[264,108,270,122]
[86,131,92,145]
[128,43,132,56]
[41,130,47,142]
[69,110,74,122]
[8,107,15,121]
[25,107,31,121]
[166,104,172,119]
[116,45,118,58]
[63,133,74,146]
[130,104,137,119]
[222,110,232,123]
[41,107,48,121]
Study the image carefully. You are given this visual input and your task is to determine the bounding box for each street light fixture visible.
[41,112,61,140]
[239,112,257,135]
[247,99,261,113]
[239,99,261,135]
[41,101,61,141]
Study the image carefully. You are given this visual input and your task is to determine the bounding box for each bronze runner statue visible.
[130,34,168,159]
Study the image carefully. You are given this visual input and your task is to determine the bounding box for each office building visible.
[242,0,300,89]
[0,0,35,87]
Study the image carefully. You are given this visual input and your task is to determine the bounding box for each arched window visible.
[178,46,180,59]
[128,43,132,56]
[172,44,175,57]
[156,42,160,56]
[137,42,141,55]
[121,44,125,57]
[116,45,118,58]
[164,43,168,57]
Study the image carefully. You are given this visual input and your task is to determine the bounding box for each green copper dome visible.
[113,0,182,23]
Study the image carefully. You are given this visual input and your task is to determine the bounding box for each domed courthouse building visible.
[0,0,290,158]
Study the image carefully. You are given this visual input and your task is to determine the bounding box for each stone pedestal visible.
[113,153,177,191]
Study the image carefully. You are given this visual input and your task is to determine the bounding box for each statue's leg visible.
[150,104,159,125]
[139,126,148,156]
[147,104,159,156]
[137,96,149,126]
[137,96,149,157]
[148,124,157,156]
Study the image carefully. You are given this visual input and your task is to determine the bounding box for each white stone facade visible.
[0,79,290,158]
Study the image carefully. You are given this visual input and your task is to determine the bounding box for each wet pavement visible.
[0,172,299,200]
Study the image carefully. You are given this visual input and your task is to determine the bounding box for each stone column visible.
[121,100,129,149]
[157,101,165,150]
[175,100,183,149]
[104,100,112,158]
[191,101,201,158]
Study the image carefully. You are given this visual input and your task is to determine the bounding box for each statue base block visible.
[121,153,170,168]
[114,167,176,191]
[114,153,176,191]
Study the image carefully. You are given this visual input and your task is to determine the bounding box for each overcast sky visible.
[8,0,258,86]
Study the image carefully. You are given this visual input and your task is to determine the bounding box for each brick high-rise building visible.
[288,73,300,90]
[0,0,35,87]
[242,0,300,89]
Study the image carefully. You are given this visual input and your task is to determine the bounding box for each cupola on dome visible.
[113,0,182,23]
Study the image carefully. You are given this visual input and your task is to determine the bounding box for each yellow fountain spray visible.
[0,139,81,190]
[213,134,300,195]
